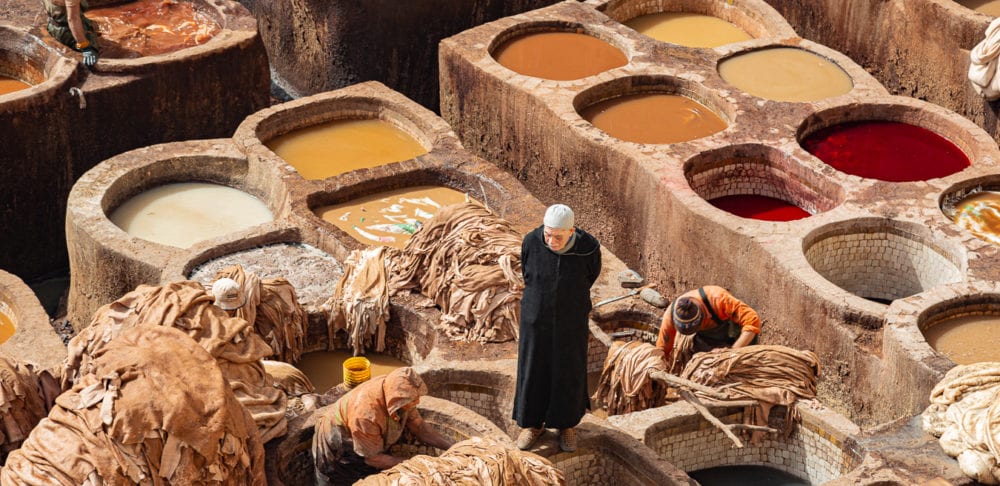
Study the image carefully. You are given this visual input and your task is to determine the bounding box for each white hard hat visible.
[211,277,245,310]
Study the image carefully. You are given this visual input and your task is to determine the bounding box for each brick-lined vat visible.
[438,0,1000,441]
[0,0,268,280]
[0,269,65,370]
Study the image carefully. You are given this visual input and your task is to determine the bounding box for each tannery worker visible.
[211,277,246,314]
[44,0,100,68]
[657,285,761,357]
[311,367,455,484]
[513,204,602,453]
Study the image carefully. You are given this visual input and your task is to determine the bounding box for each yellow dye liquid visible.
[719,48,853,102]
[0,76,31,96]
[315,185,477,249]
[949,191,1000,246]
[625,12,751,48]
[267,119,427,180]
[580,93,727,144]
[924,315,1000,364]
[0,310,15,345]
[109,182,273,248]
[297,350,408,393]
[957,0,1000,17]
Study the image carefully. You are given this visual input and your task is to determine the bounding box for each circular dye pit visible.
[109,182,273,248]
[944,190,1000,246]
[0,305,15,345]
[956,0,1000,16]
[801,121,969,182]
[709,195,810,221]
[188,242,343,308]
[492,31,627,80]
[624,12,751,48]
[580,93,726,144]
[719,48,853,102]
[87,0,221,58]
[0,75,30,96]
[315,185,478,249]
[690,465,809,485]
[296,349,407,393]
[267,118,427,180]
[923,315,1000,364]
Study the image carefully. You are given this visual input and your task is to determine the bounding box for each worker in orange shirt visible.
[656,285,761,357]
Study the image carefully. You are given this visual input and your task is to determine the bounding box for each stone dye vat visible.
[296,350,408,393]
[235,0,562,109]
[87,0,221,58]
[0,76,30,96]
[65,139,291,329]
[718,47,854,102]
[578,90,728,145]
[493,29,628,80]
[0,269,65,370]
[624,12,752,48]
[265,396,511,486]
[0,0,268,280]
[593,0,796,44]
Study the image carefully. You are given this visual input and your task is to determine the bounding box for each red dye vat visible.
[801,121,969,182]
[709,195,810,221]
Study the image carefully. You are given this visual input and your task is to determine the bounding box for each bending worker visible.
[656,285,761,357]
[44,0,100,68]
[311,367,455,484]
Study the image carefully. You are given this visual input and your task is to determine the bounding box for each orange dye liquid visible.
[924,315,1000,364]
[0,310,15,345]
[88,0,220,58]
[949,191,1000,246]
[267,119,427,180]
[297,350,407,393]
[315,186,476,249]
[625,12,751,48]
[0,76,31,96]
[580,93,727,144]
[493,32,627,80]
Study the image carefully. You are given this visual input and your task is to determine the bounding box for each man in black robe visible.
[513,204,601,453]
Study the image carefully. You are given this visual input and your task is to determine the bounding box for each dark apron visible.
[693,287,757,353]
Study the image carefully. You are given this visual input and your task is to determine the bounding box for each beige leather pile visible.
[388,202,524,343]
[212,264,308,364]
[922,362,1000,484]
[592,340,669,415]
[63,281,287,442]
[324,246,396,355]
[0,356,61,463]
[1,326,265,484]
[355,437,564,485]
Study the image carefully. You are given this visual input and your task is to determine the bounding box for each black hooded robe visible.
[513,226,601,429]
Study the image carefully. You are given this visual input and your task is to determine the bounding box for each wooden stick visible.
[649,371,731,400]
[729,424,778,433]
[680,390,744,448]
[698,399,758,409]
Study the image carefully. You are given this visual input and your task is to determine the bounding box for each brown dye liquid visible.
[297,350,407,393]
[958,0,1000,16]
[924,315,1000,364]
[0,76,31,96]
[624,12,751,48]
[948,191,1000,246]
[493,32,627,80]
[88,0,220,58]
[267,119,427,180]
[0,310,15,345]
[719,48,853,102]
[316,186,477,249]
[580,93,727,144]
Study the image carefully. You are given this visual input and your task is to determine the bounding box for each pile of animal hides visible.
[356,437,564,486]
[680,345,820,435]
[211,264,308,363]
[922,362,1000,484]
[63,281,287,442]
[1,326,265,484]
[592,341,670,415]
[326,202,525,354]
[0,356,61,463]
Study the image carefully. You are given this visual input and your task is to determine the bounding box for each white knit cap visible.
[543,204,575,229]
[211,277,245,310]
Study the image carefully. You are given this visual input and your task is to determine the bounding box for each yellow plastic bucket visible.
[343,356,372,388]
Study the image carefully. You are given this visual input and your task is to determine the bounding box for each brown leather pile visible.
[388,202,524,343]
[63,281,287,443]
[212,264,308,364]
[922,362,1000,484]
[666,333,696,375]
[0,356,62,464]
[324,246,397,355]
[592,341,669,415]
[1,326,265,484]
[355,437,564,485]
